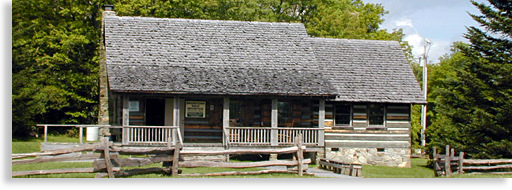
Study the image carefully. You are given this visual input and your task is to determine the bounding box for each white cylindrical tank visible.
[86,127,99,141]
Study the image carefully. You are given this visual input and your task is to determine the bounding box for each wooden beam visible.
[463,164,512,170]
[318,99,325,147]
[173,97,180,126]
[296,134,304,176]
[12,144,98,159]
[181,146,303,155]
[325,140,410,148]
[12,167,121,177]
[95,146,176,155]
[179,159,311,168]
[445,145,451,177]
[102,137,115,178]
[93,158,154,169]
[171,141,181,177]
[44,125,48,143]
[119,167,174,178]
[173,97,180,146]
[223,97,230,147]
[463,159,512,164]
[122,96,129,145]
[179,170,314,177]
[79,126,83,144]
[164,98,173,126]
[122,96,129,126]
[13,153,118,165]
[271,98,278,146]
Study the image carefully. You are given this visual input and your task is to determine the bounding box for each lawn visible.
[363,158,435,178]
[363,158,512,178]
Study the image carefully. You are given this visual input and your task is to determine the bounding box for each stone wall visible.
[326,147,411,168]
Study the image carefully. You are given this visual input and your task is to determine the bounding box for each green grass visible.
[363,158,435,178]
[363,158,512,178]
[12,135,82,154]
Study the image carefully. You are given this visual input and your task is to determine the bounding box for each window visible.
[368,104,385,126]
[129,101,140,112]
[229,100,241,120]
[278,101,291,127]
[334,104,351,126]
[277,100,305,127]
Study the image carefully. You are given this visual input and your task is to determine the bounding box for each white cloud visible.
[404,33,425,58]
[388,17,452,64]
[426,39,452,63]
[365,0,483,63]
[394,18,414,28]
[390,17,428,62]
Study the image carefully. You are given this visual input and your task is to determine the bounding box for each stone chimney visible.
[98,5,115,130]
[103,4,114,11]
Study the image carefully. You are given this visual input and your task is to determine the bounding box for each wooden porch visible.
[107,95,327,149]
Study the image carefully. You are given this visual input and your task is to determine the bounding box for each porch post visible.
[223,97,230,147]
[318,99,325,147]
[173,97,180,146]
[271,98,278,146]
[164,98,173,126]
[122,96,129,145]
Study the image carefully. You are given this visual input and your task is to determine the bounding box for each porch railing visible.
[121,126,181,146]
[36,124,182,146]
[226,127,323,146]
[36,124,321,147]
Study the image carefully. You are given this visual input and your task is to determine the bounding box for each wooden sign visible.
[185,101,206,118]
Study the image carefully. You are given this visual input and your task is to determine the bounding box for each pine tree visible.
[430,0,512,158]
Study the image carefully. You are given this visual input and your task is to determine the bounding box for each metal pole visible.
[421,39,431,148]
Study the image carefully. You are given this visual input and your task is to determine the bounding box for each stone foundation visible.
[326,147,411,168]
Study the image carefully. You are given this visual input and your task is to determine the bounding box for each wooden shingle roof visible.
[104,15,336,96]
[104,15,425,104]
[310,38,426,104]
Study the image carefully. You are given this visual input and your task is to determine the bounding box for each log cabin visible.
[98,7,425,167]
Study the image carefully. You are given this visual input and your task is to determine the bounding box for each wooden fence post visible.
[171,139,181,177]
[459,152,464,174]
[44,125,48,143]
[102,137,115,178]
[445,145,451,177]
[295,134,304,176]
[433,147,438,176]
[79,126,83,144]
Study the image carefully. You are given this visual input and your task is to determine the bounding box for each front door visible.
[146,98,165,126]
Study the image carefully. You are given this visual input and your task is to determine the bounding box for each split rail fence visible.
[318,158,363,177]
[433,145,512,177]
[12,134,311,178]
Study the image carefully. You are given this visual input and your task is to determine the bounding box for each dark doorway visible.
[146,98,165,126]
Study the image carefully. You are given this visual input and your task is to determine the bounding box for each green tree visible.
[428,0,512,158]
[12,0,102,136]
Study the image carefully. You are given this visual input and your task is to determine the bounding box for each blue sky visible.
[363,0,486,63]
